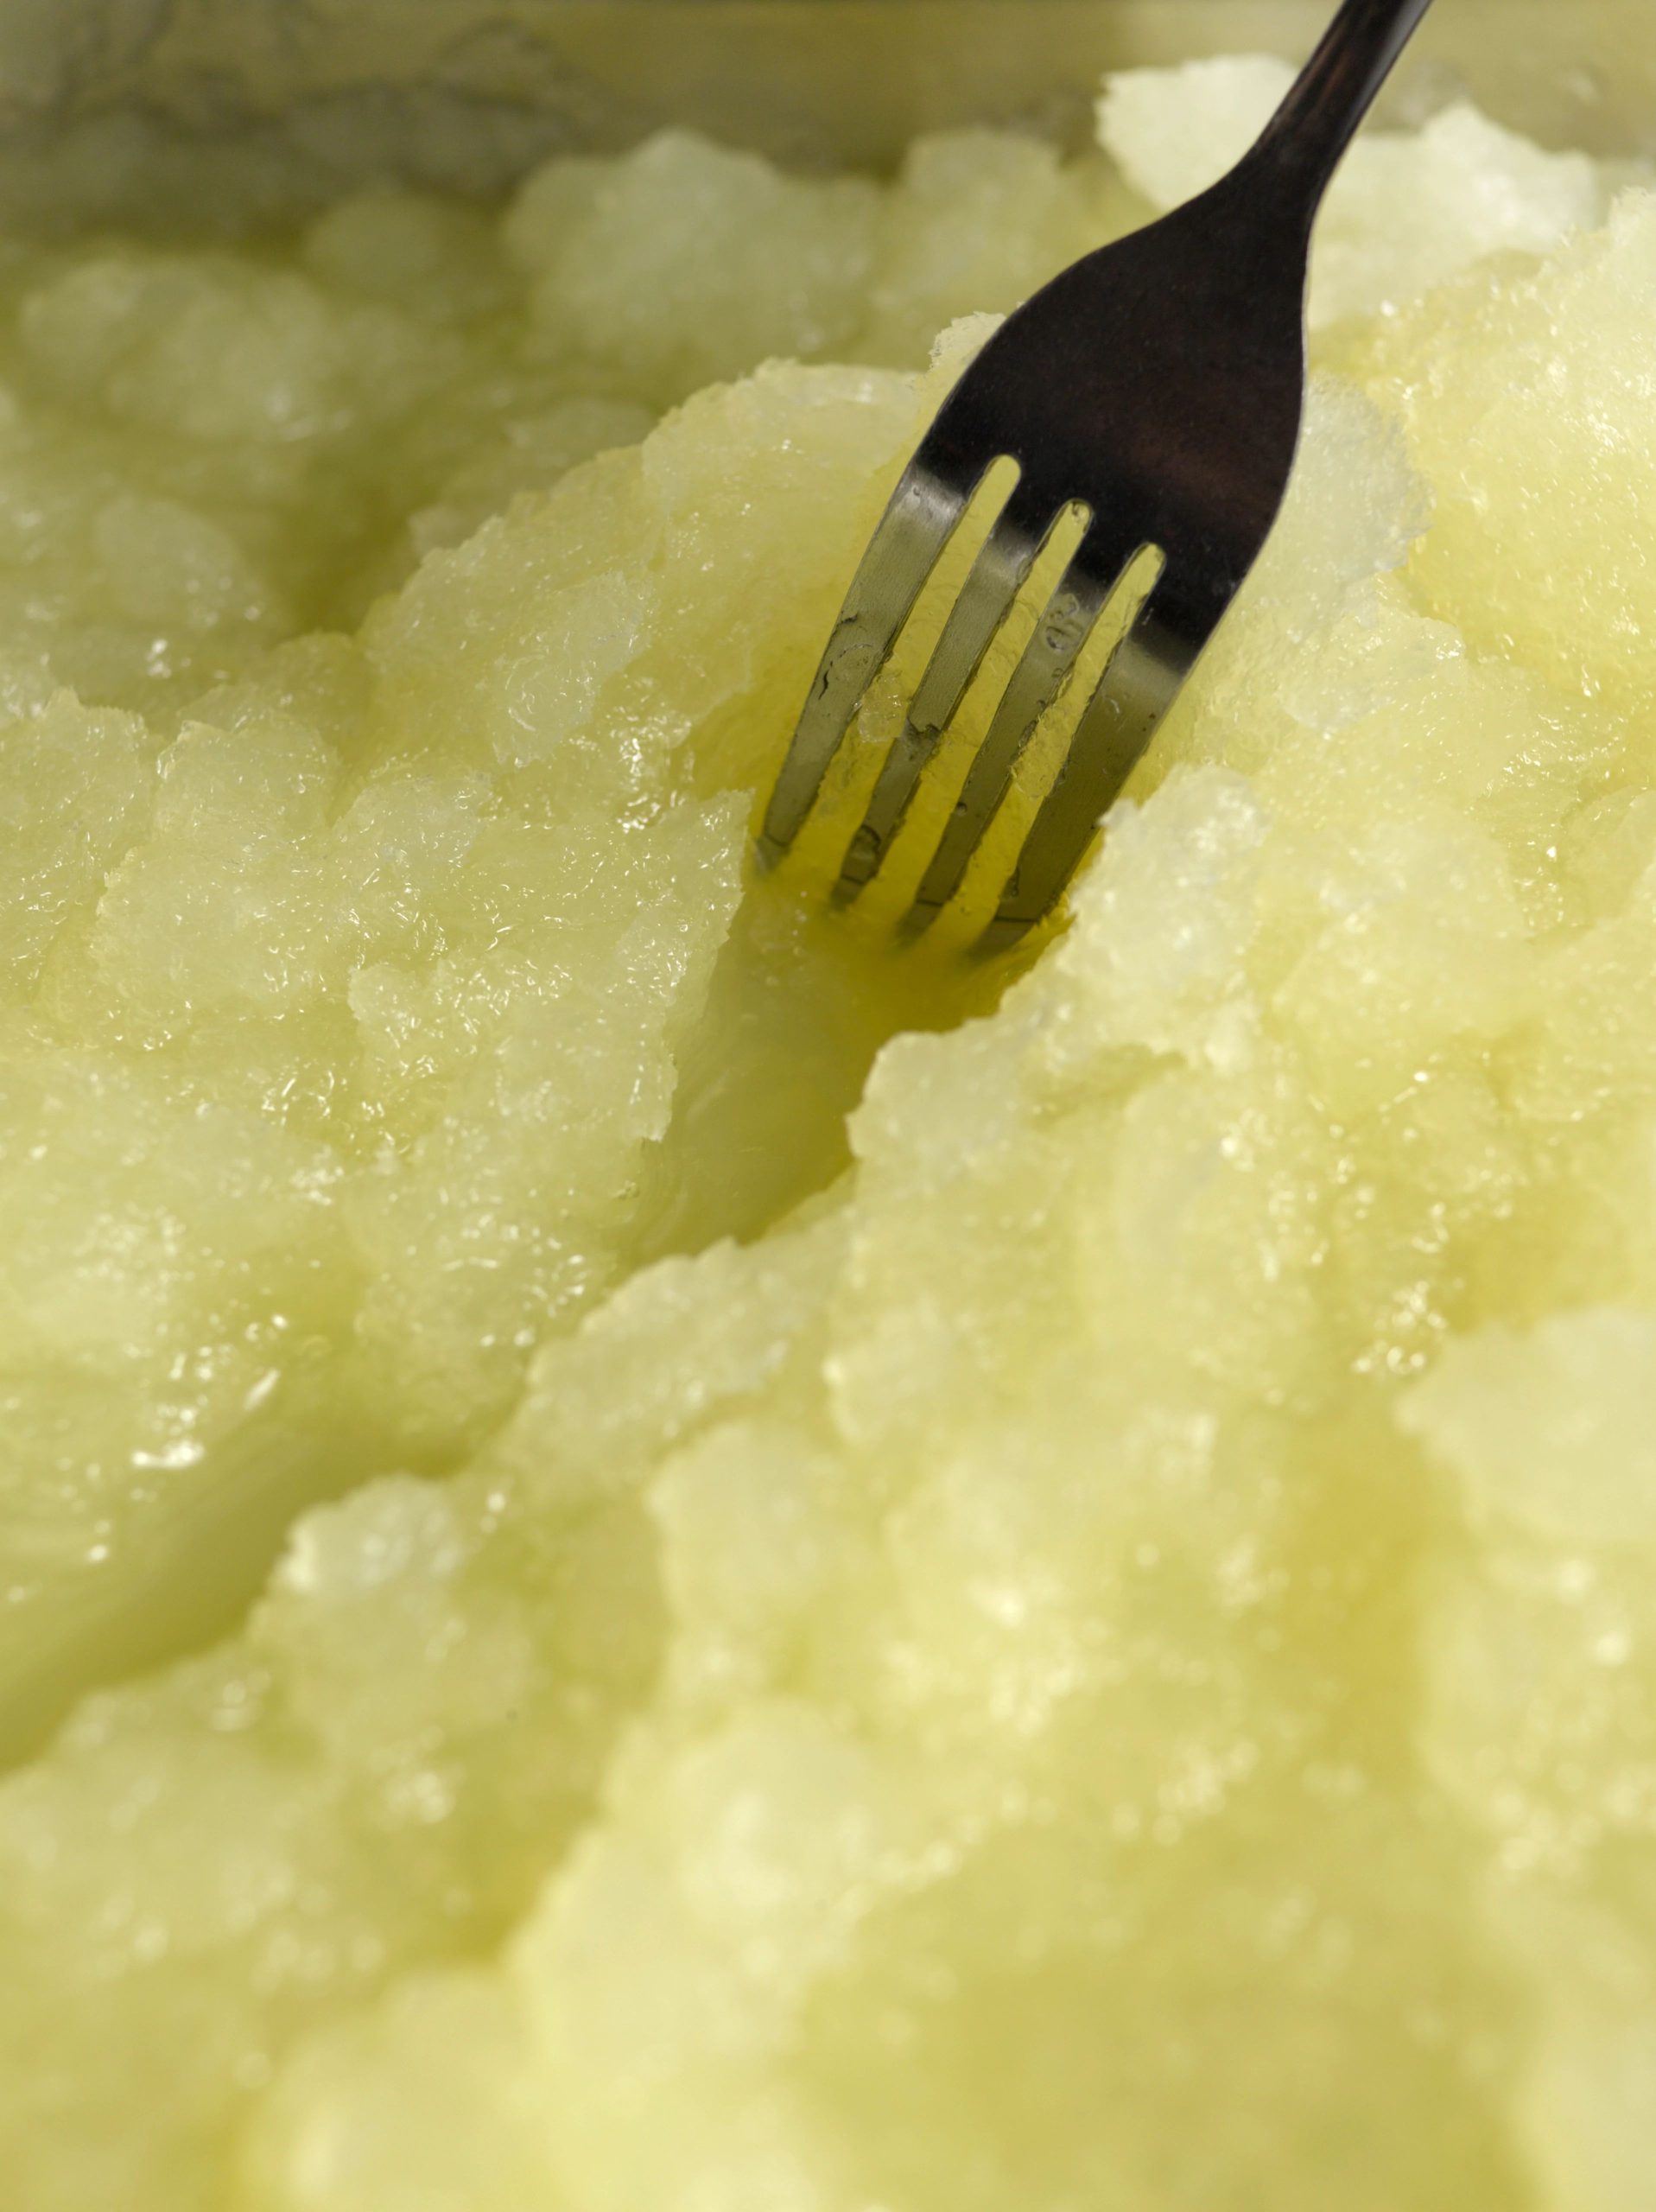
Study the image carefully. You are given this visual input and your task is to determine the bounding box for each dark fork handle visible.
[1248,0,1437,213]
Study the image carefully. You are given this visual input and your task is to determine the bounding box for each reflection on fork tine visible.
[833,477,1059,903]
[901,542,1123,934]
[758,460,967,867]
[979,576,1180,957]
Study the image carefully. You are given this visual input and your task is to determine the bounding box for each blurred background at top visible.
[0,0,1647,236]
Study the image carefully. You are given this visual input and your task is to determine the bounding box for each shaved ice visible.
[0,50,1653,2212]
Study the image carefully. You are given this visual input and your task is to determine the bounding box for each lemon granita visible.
[2,46,1656,2212]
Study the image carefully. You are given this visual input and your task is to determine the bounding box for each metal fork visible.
[758,0,1436,953]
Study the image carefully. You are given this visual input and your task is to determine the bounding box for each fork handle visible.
[1246,0,1437,215]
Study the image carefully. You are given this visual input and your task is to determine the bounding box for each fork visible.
[758,0,1437,953]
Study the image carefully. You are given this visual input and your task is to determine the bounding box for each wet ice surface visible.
[1,57,1655,2212]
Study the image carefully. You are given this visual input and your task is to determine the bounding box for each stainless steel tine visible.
[903,529,1122,931]
[977,570,1195,957]
[833,474,1055,901]
[759,459,970,868]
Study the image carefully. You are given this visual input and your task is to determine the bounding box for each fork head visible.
[757,161,1313,954]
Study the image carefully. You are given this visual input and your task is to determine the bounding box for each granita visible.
[0,50,1653,2212]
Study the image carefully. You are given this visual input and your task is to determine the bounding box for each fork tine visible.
[900,537,1118,934]
[975,568,1183,957]
[833,477,1054,902]
[758,460,970,868]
